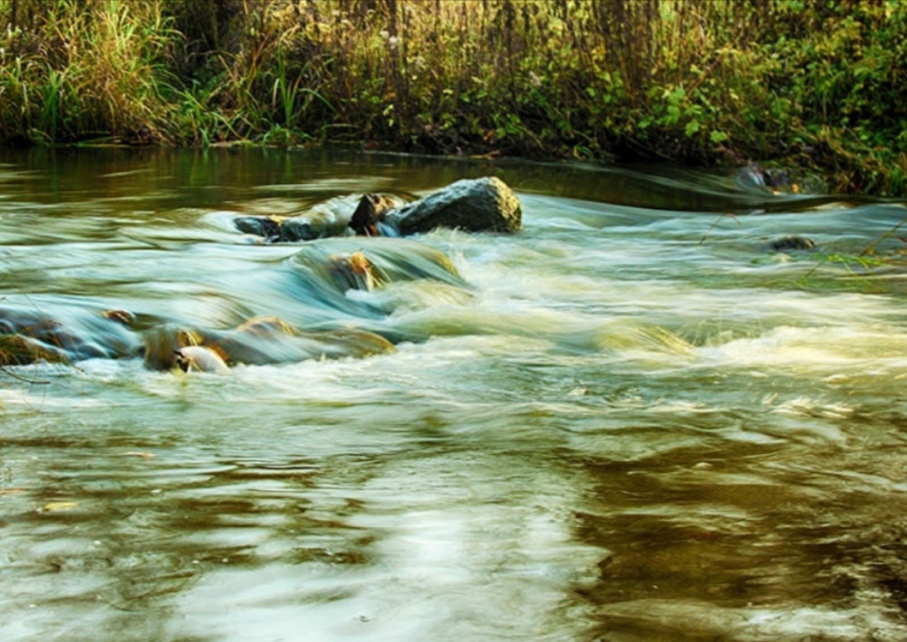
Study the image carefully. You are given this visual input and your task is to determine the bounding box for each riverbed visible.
[1,148,906,641]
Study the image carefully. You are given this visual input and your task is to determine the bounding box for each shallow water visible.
[2,148,907,641]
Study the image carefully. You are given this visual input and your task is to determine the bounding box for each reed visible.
[0,0,905,195]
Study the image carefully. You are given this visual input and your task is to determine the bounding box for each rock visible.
[310,328,395,358]
[173,345,230,374]
[234,179,520,242]
[235,316,298,337]
[279,217,323,242]
[328,251,387,291]
[0,334,69,366]
[385,176,521,235]
[102,309,136,327]
[737,163,826,195]
[235,216,282,241]
[143,325,205,370]
[234,207,351,244]
[769,236,817,252]
[737,164,791,192]
[349,194,397,236]
[0,305,140,362]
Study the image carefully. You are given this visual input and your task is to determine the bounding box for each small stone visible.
[769,236,816,252]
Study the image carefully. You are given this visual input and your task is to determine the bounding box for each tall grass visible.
[1,0,905,195]
[0,0,176,144]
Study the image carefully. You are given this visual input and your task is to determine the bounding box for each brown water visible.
[1,148,907,641]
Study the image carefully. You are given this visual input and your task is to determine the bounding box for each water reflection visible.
[2,148,907,641]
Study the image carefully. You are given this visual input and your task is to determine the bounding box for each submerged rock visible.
[768,236,817,252]
[328,251,387,291]
[385,176,521,234]
[0,305,140,364]
[0,334,69,366]
[142,315,395,370]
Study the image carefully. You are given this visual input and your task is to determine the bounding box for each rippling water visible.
[2,148,907,641]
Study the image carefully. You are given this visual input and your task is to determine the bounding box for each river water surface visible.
[1,149,907,641]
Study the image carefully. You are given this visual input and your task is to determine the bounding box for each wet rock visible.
[234,178,520,242]
[142,315,395,370]
[737,163,826,195]
[385,176,522,235]
[310,328,395,357]
[174,345,230,374]
[0,306,140,363]
[0,334,69,366]
[769,236,817,252]
[328,251,387,291]
[102,309,136,327]
[235,216,282,241]
[290,238,468,306]
[143,325,206,370]
[235,213,345,243]
[738,164,790,192]
[349,194,397,237]
[235,316,298,337]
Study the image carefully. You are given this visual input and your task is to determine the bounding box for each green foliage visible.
[0,0,905,195]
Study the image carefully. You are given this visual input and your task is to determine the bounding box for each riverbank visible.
[1,0,905,196]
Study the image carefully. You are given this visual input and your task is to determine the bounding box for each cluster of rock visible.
[2,173,822,376]
[0,305,395,374]
[0,176,522,374]
[234,176,523,243]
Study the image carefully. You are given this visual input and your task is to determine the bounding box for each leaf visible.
[710,130,729,143]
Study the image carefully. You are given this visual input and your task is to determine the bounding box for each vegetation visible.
[0,0,906,195]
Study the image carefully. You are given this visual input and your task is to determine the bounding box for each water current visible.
[1,148,907,641]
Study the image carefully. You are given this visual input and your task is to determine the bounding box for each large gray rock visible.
[385,177,521,235]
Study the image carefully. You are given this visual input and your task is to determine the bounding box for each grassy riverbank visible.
[1,0,905,195]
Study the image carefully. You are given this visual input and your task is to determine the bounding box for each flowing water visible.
[1,148,907,642]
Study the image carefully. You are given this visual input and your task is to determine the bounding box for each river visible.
[1,148,906,641]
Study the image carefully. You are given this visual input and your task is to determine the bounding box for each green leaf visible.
[710,130,729,143]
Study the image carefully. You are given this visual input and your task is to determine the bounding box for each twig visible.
[0,365,50,385]
[859,214,907,257]
[698,212,740,245]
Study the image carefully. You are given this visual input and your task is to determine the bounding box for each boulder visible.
[384,176,521,235]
